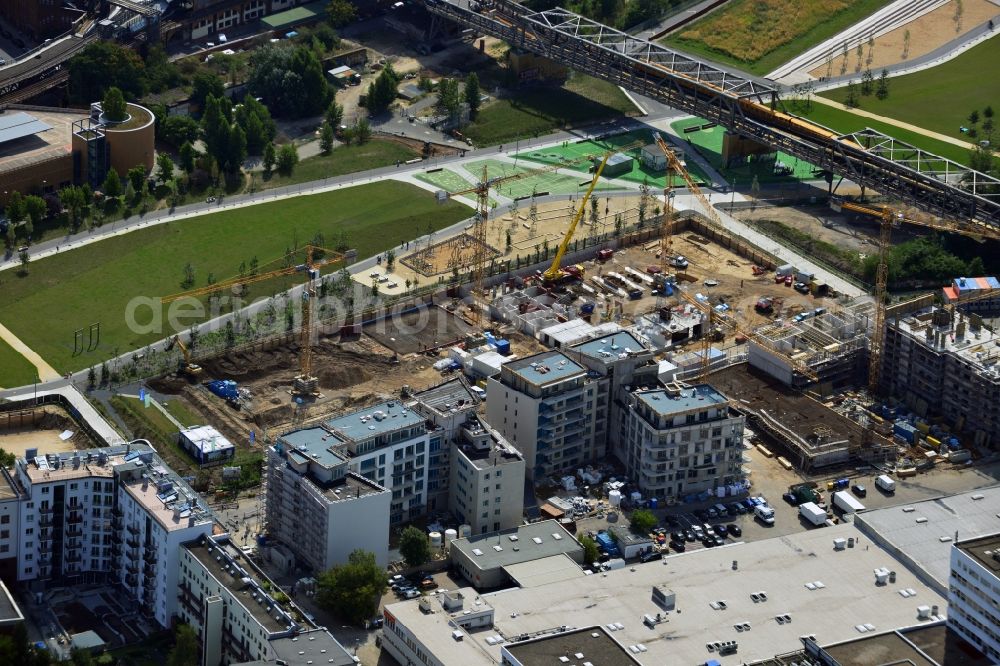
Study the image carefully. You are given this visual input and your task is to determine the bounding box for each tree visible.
[24,195,46,231]
[969,145,997,175]
[860,67,874,96]
[17,248,29,273]
[190,72,225,110]
[128,165,147,195]
[102,86,128,122]
[399,525,430,567]
[464,72,481,118]
[969,109,980,126]
[902,29,911,59]
[68,41,145,104]
[159,115,200,148]
[263,142,277,173]
[580,535,599,565]
[967,255,986,276]
[436,78,462,122]
[630,508,657,535]
[876,68,889,100]
[844,79,860,108]
[867,33,875,65]
[985,106,995,120]
[225,124,248,173]
[326,99,344,129]
[59,186,88,230]
[326,0,356,27]
[166,624,199,666]
[6,191,25,226]
[320,121,335,153]
[234,95,276,154]
[315,549,388,624]
[181,262,195,289]
[353,117,371,144]
[156,153,175,184]
[277,143,299,175]
[249,45,331,118]
[366,67,400,115]
[179,141,197,173]
[202,94,230,164]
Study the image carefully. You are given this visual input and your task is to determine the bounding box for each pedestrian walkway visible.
[810,97,978,150]
[0,322,60,382]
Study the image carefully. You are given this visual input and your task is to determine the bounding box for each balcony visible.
[38,505,54,515]
[66,526,83,538]
[126,537,140,549]
[65,552,82,563]
[125,574,138,587]
[39,542,52,553]
[65,513,83,526]
[112,506,123,517]
[38,556,51,566]
[143,549,157,564]
[143,576,156,591]
[127,524,140,535]
[39,515,53,527]
[111,516,123,530]
[143,562,156,577]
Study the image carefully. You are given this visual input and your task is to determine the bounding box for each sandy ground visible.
[809,0,1000,77]
[0,429,84,457]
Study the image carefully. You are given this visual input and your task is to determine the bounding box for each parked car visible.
[706,507,719,519]
[693,509,709,521]
[640,550,662,563]
[670,531,684,543]
[683,530,696,542]
[669,540,686,552]
[702,537,717,548]
[728,502,746,515]
[713,524,728,537]
[852,484,867,498]
[782,492,798,506]
[727,524,742,538]
[793,281,810,294]
[402,589,421,600]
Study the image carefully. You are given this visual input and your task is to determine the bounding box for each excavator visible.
[165,335,203,377]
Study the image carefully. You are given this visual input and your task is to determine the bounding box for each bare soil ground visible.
[0,407,96,457]
[363,307,476,355]
[808,0,1000,77]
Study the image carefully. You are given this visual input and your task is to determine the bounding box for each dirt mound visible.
[318,365,371,389]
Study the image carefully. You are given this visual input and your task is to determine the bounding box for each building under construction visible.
[748,299,874,393]
[880,296,1000,451]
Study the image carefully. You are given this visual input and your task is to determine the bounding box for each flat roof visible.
[261,0,325,28]
[123,476,213,532]
[0,112,51,144]
[635,384,728,416]
[505,351,586,387]
[855,486,1000,591]
[323,400,424,443]
[185,537,297,634]
[268,629,356,666]
[820,623,993,666]
[70,630,105,651]
[504,626,641,665]
[503,553,585,588]
[0,107,87,174]
[571,330,647,362]
[0,578,24,626]
[278,427,346,468]
[452,520,581,572]
[413,378,479,415]
[389,522,948,665]
[956,532,1000,575]
[180,425,235,453]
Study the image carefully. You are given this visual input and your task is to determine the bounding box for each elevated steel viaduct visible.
[424,0,1000,231]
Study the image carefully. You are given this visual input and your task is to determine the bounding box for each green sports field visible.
[0,182,471,374]
[458,159,620,199]
[819,37,1000,145]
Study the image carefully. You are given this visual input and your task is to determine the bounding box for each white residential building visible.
[949,533,1000,661]
[0,467,22,579]
[622,384,745,500]
[178,534,356,666]
[266,427,392,571]
[486,351,602,479]
[13,444,214,627]
[449,417,524,536]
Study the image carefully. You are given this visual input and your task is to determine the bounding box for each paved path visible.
[633,0,724,41]
[0,321,60,382]
[809,96,979,150]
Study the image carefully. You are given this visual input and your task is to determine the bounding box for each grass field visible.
[413,168,477,193]
[665,0,892,75]
[0,182,471,374]
[788,102,975,165]
[258,139,420,190]
[162,398,201,427]
[513,130,711,187]
[0,337,38,387]
[463,73,638,146]
[819,37,1000,143]
[670,117,822,183]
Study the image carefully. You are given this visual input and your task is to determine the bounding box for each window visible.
[0,515,8,524]
[25,528,33,536]
[495,470,502,477]
[0,530,8,539]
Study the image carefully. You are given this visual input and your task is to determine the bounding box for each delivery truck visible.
[799,501,827,526]
[875,475,896,494]
[832,490,866,514]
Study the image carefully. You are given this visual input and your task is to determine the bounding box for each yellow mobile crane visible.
[162,245,346,399]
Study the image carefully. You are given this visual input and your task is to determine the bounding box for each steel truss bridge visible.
[424,0,1000,231]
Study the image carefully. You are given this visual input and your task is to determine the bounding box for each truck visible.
[875,475,896,494]
[754,504,775,525]
[790,483,821,506]
[799,501,827,526]
[832,490,865,514]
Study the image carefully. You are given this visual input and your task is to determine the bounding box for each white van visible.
[754,505,775,525]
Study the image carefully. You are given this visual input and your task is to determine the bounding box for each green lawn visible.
[670,117,822,183]
[819,37,1000,143]
[414,168,477,193]
[463,73,638,147]
[0,182,471,374]
[162,398,202,427]
[513,130,711,187]
[788,102,975,165]
[258,139,420,190]
[0,337,38,388]
[664,0,892,75]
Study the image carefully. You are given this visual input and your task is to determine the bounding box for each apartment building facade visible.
[449,418,525,535]
[177,534,356,666]
[266,426,391,570]
[486,351,602,480]
[0,467,22,580]
[13,444,214,627]
[949,534,1000,662]
[622,384,745,500]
